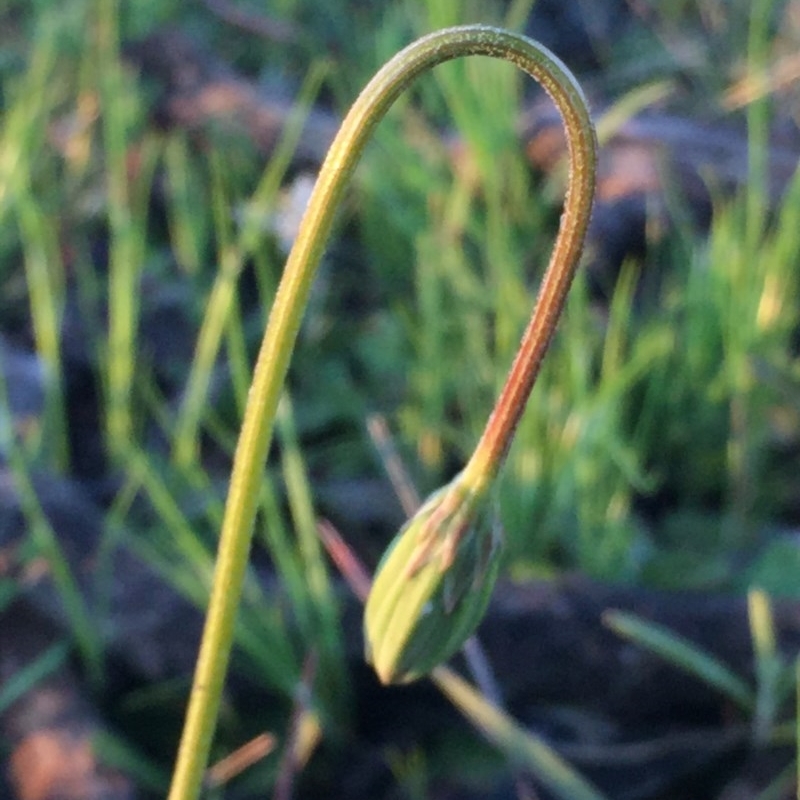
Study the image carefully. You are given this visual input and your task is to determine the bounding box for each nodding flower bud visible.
[364,475,502,684]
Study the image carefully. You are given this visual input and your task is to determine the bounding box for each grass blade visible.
[604,609,754,711]
[432,665,609,800]
[0,641,69,716]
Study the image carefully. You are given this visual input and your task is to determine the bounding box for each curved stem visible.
[461,53,596,488]
[167,25,596,800]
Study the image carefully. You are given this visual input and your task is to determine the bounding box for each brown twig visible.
[272,652,319,800]
[200,0,298,43]
[366,413,421,517]
[205,733,277,789]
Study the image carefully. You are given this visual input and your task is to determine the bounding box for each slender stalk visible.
[167,25,596,799]
[461,59,596,488]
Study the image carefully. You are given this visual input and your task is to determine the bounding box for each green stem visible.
[167,25,596,799]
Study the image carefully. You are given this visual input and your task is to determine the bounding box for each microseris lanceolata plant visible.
[169,26,596,800]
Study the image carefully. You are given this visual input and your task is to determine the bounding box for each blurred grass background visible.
[2,0,800,796]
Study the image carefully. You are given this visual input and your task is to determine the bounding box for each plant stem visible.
[461,67,596,489]
[167,25,596,800]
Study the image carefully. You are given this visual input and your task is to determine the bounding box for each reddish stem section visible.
[464,71,596,487]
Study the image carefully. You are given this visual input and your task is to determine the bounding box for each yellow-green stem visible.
[167,25,596,799]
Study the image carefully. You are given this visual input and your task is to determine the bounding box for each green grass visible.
[3,0,800,796]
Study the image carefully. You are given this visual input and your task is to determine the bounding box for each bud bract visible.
[364,477,502,684]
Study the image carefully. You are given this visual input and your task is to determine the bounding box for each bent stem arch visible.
[168,25,596,800]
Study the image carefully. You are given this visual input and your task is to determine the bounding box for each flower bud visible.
[364,476,502,684]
